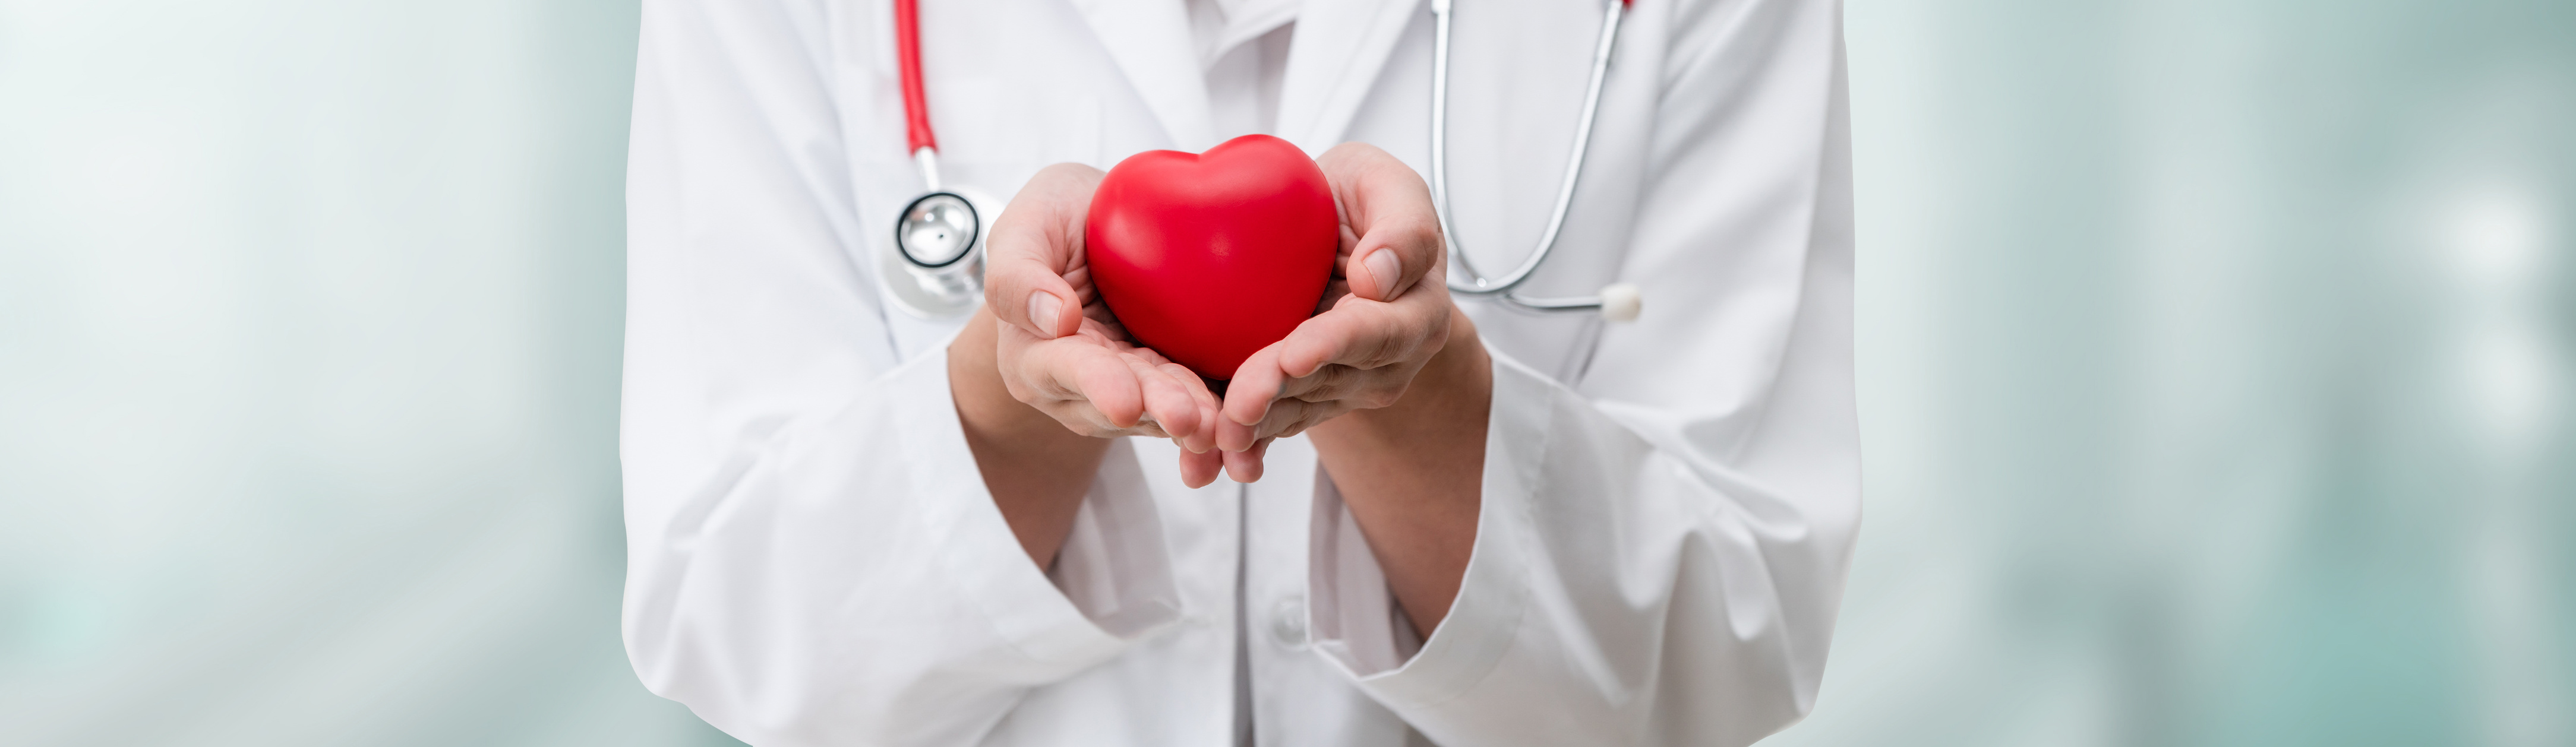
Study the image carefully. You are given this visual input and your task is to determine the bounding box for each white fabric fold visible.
[1046,441,1187,640]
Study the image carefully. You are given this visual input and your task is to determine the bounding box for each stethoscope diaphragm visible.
[898,192,979,268]
[882,186,994,319]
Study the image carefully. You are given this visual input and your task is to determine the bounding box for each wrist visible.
[949,308,1111,568]
[1306,306,1486,637]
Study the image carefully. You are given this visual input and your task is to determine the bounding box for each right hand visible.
[984,164,1227,488]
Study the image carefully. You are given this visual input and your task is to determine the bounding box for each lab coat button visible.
[1270,597,1306,648]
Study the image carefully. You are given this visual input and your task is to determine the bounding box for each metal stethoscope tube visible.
[1431,0,1641,321]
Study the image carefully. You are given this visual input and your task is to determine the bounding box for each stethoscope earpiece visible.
[1598,283,1641,322]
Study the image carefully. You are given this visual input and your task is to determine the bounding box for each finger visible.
[1035,341,1146,429]
[1222,438,1273,483]
[1119,345,1218,451]
[984,163,1104,338]
[1318,143,1443,303]
[1265,413,1331,442]
[1160,362,1223,454]
[1177,447,1223,489]
[1128,356,1201,442]
[986,236,1082,338]
[1271,363,1355,404]
[1315,277,1352,315]
[1252,400,1317,441]
[1222,342,1291,429]
[1075,356,1145,428]
[1217,411,1261,455]
[1275,299,1445,378]
[1251,400,1349,441]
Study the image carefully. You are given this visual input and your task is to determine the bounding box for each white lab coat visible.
[620,0,1857,743]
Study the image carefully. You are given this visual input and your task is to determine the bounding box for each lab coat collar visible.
[1068,0,1422,155]
[1276,0,1422,154]
[1068,0,1218,150]
[1205,0,1298,63]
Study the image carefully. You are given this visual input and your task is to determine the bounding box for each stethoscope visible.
[882,0,994,318]
[1432,0,1641,321]
[882,0,1641,322]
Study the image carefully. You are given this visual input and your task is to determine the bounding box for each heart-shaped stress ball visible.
[1085,134,1338,379]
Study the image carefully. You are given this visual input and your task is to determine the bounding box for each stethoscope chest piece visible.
[879,0,995,319]
[882,185,995,319]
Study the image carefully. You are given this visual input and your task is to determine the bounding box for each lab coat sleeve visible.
[1305,0,1860,744]
[620,1,1180,745]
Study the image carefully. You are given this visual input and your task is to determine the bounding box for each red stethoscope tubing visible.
[894,0,936,155]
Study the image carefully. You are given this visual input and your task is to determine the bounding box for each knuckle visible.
[1292,366,1348,403]
[1047,408,1113,438]
[1399,221,1444,257]
[1002,378,1047,406]
[1357,322,1407,367]
[1358,383,1407,409]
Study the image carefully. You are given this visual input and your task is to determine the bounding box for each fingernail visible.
[1027,292,1062,337]
[1363,248,1403,298]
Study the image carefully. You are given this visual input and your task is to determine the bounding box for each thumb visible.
[1319,143,1443,303]
[983,163,1103,338]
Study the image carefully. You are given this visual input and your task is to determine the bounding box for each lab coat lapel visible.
[1277,0,1423,154]
[1068,0,1217,150]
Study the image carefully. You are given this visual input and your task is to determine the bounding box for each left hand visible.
[1199,142,1454,483]
[982,164,1229,488]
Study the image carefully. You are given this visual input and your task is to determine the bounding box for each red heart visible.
[1085,135,1339,380]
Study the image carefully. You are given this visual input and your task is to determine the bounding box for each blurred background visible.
[0,0,2566,745]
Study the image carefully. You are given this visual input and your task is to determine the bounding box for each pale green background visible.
[0,1,2566,745]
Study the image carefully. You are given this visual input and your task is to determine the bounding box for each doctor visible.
[621,0,1857,743]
